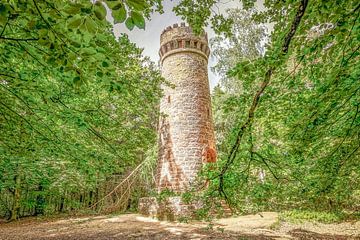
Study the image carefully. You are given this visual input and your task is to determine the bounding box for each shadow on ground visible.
[0,214,359,240]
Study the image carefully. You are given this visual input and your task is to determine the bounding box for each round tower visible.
[156,23,216,193]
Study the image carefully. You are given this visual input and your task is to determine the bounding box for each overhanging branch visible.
[218,0,309,198]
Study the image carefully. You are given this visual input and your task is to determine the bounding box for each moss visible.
[156,189,177,203]
[181,191,193,204]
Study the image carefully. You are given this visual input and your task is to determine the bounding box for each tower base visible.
[138,196,232,221]
[138,196,202,221]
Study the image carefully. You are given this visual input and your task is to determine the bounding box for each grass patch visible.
[269,218,281,230]
[280,210,359,223]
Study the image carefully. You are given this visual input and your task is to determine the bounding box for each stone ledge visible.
[160,48,209,65]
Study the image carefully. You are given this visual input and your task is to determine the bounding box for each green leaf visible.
[125,17,135,30]
[68,16,82,29]
[0,15,6,25]
[48,31,55,42]
[112,5,126,24]
[63,3,83,15]
[81,48,97,56]
[85,18,96,33]
[105,0,122,10]
[38,29,48,38]
[102,61,109,67]
[73,76,81,83]
[131,11,145,30]
[127,0,147,11]
[94,1,106,20]
[0,3,9,17]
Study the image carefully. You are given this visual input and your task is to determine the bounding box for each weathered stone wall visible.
[156,24,216,193]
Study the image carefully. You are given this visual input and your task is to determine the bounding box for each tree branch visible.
[282,0,309,54]
[0,37,39,41]
[253,152,279,180]
[0,18,9,37]
[218,0,309,199]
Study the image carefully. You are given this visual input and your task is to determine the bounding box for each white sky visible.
[106,0,242,90]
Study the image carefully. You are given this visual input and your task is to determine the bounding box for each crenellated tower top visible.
[159,23,210,64]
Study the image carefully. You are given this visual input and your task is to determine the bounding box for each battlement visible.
[160,23,208,40]
[159,23,210,63]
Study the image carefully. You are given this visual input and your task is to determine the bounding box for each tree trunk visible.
[88,191,93,207]
[59,196,65,212]
[34,184,45,216]
[9,175,21,221]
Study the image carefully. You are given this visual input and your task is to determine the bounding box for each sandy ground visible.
[0,213,359,240]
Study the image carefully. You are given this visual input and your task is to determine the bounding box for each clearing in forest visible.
[0,212,359,240]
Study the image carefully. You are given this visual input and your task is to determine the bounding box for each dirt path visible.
[0,213,359,240]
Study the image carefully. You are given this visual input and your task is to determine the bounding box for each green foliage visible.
[0,0,164,219]
[194,207,210,220]
[94,1,106,20]
[102,0,163,30]
[181,191,193,204]
[280,210,360,223]
[177,216,190,223]
[210,8,267,148]
[1,0,359,221]
[156,189,176,202]
[173,0,232,35]
[208,0,360,214]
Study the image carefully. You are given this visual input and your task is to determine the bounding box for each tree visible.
[0,0,164,219]
[182,0,360,212]
[211,8,267,151]
[211,8,267,91]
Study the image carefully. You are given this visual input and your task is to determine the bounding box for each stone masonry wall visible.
[156,24,216,193]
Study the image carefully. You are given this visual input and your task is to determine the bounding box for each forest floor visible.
[0,212,359,240]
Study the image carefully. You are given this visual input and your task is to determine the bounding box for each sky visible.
[105,0,242,90]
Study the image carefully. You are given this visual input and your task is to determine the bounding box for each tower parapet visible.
[159,23,210,64]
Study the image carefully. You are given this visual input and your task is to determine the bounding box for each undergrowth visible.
[279,209,360,223]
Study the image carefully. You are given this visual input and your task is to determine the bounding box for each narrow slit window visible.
[168,95,171,103]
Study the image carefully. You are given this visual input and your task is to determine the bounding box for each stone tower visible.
[156,23,216,193]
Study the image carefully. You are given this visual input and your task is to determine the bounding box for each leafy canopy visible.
[0,0,164,219]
